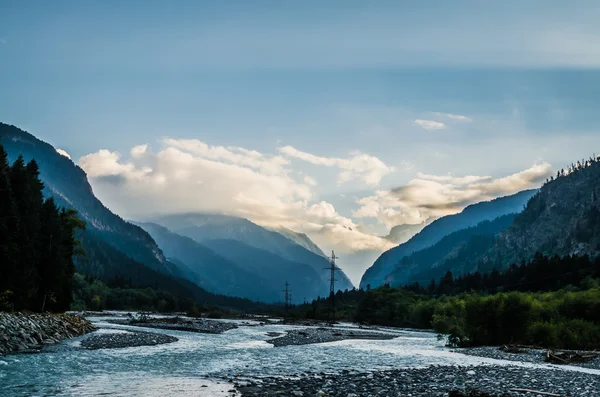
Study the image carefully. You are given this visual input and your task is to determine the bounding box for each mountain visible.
[359,189,538,289]
[385,214,517,286]
[199,238,325,302]
[474,158,600,271]
[269,226,326,258]
[150,213,354,292]
[135,222,282,302]
[0,122,259,308]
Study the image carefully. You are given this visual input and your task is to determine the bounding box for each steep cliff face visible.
[479,158,600,271]
[360,190,538,289]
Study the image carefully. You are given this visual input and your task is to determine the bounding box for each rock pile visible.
[0,312,95,355]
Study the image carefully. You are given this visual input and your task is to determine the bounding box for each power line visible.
[324,250,341,324]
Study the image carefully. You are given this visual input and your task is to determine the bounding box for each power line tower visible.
[324,250,341,324]
[283,281,291,312]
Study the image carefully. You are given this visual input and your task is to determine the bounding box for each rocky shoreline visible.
[232,365,600,396]
[458,346,600,370]
[267,327,397,347]
[0,312,95,355]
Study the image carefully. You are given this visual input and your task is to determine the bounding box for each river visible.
[1,315,599,396]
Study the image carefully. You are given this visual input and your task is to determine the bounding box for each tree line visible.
[0,144,85,312]
[403,252,600,296]
[280,252,600,349]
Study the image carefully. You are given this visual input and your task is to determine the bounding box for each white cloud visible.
[354,162,553,229]
[303,176,317,186]
[279,145,394,186]
[55,149,71,160]
[78,139,392,259]
[131,144,148,158]
[414,119,447,131]
[433,112,473,122]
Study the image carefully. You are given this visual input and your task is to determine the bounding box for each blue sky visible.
[2,1,600,283]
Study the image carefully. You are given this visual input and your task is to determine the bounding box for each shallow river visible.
[1,316,598,396]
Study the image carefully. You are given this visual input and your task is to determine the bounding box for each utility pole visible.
[324,250,341,324]
[283,281,291,312]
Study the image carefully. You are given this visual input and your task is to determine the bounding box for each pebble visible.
[232,365,600,397]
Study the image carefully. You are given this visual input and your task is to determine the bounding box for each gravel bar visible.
[267,327,397,347]
[233,365,600,396]
[81,331,178,350]
[457,346,600,371]
[107,317,237,334]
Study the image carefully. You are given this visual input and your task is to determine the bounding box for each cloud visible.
[414,119,447,131]
[303,176,317,186]
[433,112,473,122]
[279,145,394,186]
[131,144,148,158]
[353,162,553,229]
[78,139,391,258]
[55,149,71,160]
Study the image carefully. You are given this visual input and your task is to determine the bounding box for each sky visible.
[2,1,600,284]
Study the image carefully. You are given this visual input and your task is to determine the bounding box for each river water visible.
[1,316,599,396]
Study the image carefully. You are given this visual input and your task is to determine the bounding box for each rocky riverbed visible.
[233,365,600,396]
[107,316,238,334]
[266,327,397,347]
[458,346,600,371]
[80,330,178,350]
[0,312,95,355]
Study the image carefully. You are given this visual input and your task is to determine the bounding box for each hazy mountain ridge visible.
[151,213,354,292]
[359,189,538,289]
[269,226,327,258]
[384,214,517,286]
[199,238,325,302]
[135,222,282,302]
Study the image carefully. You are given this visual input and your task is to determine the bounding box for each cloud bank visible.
[353,162,553,229]
[78,139,396,260]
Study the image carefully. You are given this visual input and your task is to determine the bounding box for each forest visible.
[0,144,85,312]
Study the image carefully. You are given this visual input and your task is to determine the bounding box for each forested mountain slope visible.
[360,190,538,289]
[385,214,516,286]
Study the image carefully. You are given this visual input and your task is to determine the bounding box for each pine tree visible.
[0,145,19,308]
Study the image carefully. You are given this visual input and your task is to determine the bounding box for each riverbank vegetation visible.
[284,253,600,350]
[0,145,85,312]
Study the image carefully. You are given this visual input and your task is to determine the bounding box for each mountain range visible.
[360,189,538,289]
